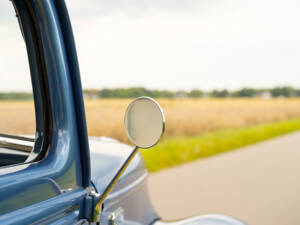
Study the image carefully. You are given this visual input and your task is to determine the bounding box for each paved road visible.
[147,131,300,225]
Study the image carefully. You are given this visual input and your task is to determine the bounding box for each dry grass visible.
[0,101,35,135]
[1,98,300,143]
[84,98,300,143]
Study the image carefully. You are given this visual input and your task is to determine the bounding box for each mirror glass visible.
[124,97,165,149]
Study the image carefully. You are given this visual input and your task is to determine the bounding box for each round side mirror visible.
[124,97,165,149]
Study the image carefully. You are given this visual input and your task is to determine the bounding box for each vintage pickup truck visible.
[0,1,247,224]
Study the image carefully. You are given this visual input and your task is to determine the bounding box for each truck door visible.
[0,0,91,224]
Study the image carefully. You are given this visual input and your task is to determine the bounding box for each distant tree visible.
[270,86,294,97]
[210,89,229,98]
[151,90,174,98]
[232,88,257,97]
[99,88,113,98]
[188,89,203,98]
[125,87,150,98]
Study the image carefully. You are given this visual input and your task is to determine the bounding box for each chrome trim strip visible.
[0,135,34,152]
[152,214,247,225]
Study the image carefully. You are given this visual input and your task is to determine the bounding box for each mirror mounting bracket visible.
[90,146,139,223]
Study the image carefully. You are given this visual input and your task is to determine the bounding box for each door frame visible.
[0,0,90,223]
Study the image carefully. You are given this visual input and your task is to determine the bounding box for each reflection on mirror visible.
[124,97,165,149]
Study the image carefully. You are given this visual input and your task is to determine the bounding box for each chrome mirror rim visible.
[124,96,165,149]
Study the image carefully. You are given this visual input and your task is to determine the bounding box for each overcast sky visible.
[0,0,300,91]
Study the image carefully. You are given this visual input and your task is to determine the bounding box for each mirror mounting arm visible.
[92,146,139,223]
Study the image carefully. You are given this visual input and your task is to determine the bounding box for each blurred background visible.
[1,0,300,224]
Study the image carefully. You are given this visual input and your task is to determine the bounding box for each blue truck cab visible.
[0,1,246,224]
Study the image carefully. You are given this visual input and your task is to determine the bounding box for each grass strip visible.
[141,118,300,172]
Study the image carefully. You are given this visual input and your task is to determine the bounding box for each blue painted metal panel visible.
[53,0,91,188]
[0,189,87,225]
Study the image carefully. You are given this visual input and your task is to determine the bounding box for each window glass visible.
[0,1,36,166]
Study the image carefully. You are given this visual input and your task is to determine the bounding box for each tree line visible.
[0,92,33,100]
[0,87,299,100]
[84,86,300,99]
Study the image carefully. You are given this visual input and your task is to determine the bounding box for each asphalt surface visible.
[147,131,300,225]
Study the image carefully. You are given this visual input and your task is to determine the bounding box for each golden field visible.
[1,98,300,142]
